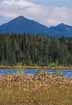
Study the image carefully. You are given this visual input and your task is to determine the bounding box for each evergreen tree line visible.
[0,33,72,66]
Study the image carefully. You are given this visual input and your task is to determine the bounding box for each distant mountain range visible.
[0,16,72,37]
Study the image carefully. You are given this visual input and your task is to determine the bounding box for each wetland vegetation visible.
[0,73,72,105]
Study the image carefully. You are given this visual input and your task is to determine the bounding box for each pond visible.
[0,69,72,78]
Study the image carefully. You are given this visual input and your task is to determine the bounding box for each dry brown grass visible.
[0,74,72,105]
[0,65,72,70]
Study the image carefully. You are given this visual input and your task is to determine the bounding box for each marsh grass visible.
[0,74,72,105]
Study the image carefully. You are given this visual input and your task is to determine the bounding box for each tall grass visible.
[0,74,72,105]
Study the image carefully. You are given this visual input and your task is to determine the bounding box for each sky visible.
[0,0,72,26]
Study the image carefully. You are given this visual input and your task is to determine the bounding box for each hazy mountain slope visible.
[0,16,48,34]
[0,16,72,37]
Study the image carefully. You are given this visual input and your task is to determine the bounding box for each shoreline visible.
[0,65,72,70]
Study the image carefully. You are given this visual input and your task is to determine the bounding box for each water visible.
[0,69,72,78]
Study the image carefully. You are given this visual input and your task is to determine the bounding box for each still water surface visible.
[0,69,72,78]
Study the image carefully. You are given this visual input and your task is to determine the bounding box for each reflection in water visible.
[0,69,72,78]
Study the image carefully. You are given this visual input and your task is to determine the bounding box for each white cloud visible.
[0,0,72,26]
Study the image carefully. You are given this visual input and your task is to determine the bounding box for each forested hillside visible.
[0,33,72,66]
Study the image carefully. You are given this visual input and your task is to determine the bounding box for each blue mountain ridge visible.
[0,16,48,34]
[0,16,72,37]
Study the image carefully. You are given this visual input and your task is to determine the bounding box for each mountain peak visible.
[56,23,66,27]
[57,23,71,28]
[17,16,25,18]
[0,16,48,34]
[0,16,72,37]
[14,16,26,20]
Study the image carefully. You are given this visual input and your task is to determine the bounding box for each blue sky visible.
[33,0,72,7]
[0,0,72,26]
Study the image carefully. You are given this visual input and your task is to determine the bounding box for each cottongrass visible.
[0,73,72,105]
